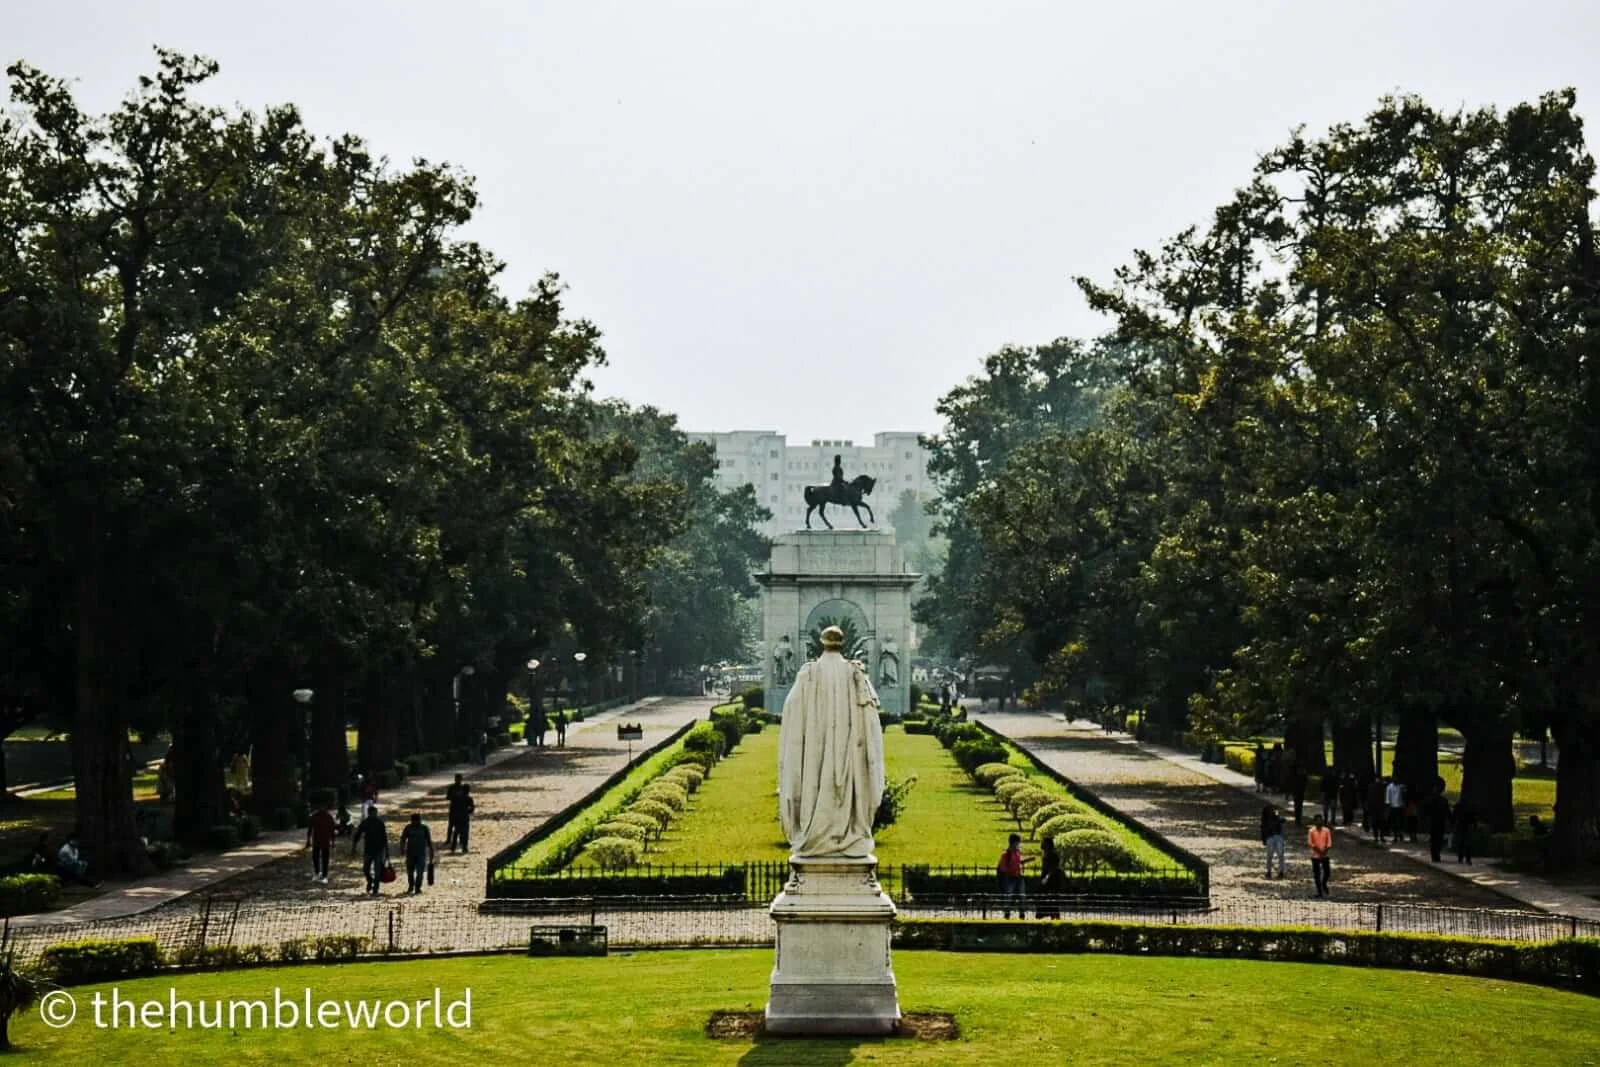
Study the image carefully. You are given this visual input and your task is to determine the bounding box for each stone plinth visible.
[765,857,900,1035]
[756,530,921,719]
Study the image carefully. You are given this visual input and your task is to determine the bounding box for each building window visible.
[905,451,912,459]
[770,449,778,458]
[770,472,779,481]
[906,475,913,482]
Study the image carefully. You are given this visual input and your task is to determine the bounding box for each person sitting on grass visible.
[56,834,100,888]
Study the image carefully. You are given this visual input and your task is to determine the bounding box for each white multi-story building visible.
[685,431,936,538]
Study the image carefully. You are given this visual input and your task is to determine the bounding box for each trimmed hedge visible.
[892,920,1600,995]
[41,938,164,985]
[902,718,933,735]
[0,873,61,915]
[493,867,745,898]
[901,867,1199,901]
[952,739,1008,773]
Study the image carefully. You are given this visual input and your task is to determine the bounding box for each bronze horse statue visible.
[803,474,877,529]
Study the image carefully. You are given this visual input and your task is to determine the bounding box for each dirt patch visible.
[706,1011,959,1040]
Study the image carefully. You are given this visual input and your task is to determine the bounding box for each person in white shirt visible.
[1384,779,1406,844]
[56,834,98,887]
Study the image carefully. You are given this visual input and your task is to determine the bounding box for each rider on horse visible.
[830,454,845,491]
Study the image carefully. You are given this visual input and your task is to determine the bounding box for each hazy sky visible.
[11,2,1599,440]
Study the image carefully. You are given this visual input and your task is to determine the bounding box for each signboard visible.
[617,724,644,741]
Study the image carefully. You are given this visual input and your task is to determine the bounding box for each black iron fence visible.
[9,893,1597,971]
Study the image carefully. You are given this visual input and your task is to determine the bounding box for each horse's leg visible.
[819,503,833,530]
[851,503,868,529]
[861,501,874,525]
[804,502,813,529]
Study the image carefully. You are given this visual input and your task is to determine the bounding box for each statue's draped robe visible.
[778,651,886,859]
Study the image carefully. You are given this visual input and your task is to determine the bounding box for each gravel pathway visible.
[976,710,1512,909]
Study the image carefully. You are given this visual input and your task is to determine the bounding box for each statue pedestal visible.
[765,856,900,1035]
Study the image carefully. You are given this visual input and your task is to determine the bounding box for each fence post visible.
[387,910,395,953]
[1572,916,1579,940]
[198,896,211,951]
[591,897,598,927]
[1376,904,1383,933]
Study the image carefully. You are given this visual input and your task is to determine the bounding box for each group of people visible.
[27,832,99,889]
[525,707,567,748]
[995,833,1067,919]
[1259,803,1335,895]
[303,773,476,895]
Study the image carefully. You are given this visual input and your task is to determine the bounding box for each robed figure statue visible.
[778,625,886,859]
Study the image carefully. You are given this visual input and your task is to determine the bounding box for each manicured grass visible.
[642,727,1021,869]
[1436,753,1555,824]
[626,727,1176,878]
[24,769,161,803]
[14,950,1599,1064]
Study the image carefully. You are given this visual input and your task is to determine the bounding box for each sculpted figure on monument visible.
[803,456,877,530]
[878,635,899,688]
[771,633,796,685]
[778,625,886,859]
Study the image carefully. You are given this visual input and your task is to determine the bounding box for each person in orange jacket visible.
[1308,814,1333,897]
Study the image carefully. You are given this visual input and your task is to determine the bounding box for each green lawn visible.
[619,727,1176,880]
[643,727,1021,869]
[14,950,1598,1064]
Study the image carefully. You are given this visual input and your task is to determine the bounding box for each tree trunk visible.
[171,689,227,845]
[1548,715,1598,869]
[72,562,150,877]
[1285,714,1326,775]
[308,663,348,797]
[357,671,399,776]
[1393,706,1439,797]
[1460,717,1516,834]
[1331,712,1374,780]
[248,675,298,817]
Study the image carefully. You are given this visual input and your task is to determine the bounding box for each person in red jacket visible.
[1307,814,1333,897]
[306,798,337,885]
[997,833,1027,918]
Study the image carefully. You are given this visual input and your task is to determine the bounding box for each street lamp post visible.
[526,658,541,745]
[293,688,314,805]
[574,651,588,712]
[455,665,476,757]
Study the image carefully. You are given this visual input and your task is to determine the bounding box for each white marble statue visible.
[778,625,886,859]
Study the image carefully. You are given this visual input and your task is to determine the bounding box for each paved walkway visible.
[975,709,1600,921]
[12,696,701,928]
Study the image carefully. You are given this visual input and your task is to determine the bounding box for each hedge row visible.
[0,873,61,916]
[38,935,374,984]
[893,919,1600,994]
[901,867,1201,901]
[483,868,745,898]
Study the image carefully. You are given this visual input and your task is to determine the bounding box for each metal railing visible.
[7,892,1596,969]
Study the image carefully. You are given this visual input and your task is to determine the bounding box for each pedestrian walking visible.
[532,704,548,748]
[1320,769,1338,823]
[444,773,464,849]
[450,783,476,853]
[1308,814,1333,897]
[1253,742,1268,793]
[1339,772,1359,827]
[1385,778,1406,844]
[554,709,567,746]
[306,797,336,884]
[996,833,1027,918]
[1453,797,1477,864]
[1260,803,1286,879]
[399,813,435,895]
[1425,788,1452,862]
[1036,837,1064,919]
[352,806,389,896]
[1366,776,1388,842]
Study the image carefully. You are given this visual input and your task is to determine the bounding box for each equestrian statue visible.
[803,453,877,529]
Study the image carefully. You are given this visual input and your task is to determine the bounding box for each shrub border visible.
[484,721,695,894]
[893,918,1600,996]
[975,722,1211,897]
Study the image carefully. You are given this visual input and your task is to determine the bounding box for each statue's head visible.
[819,625,846,651]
